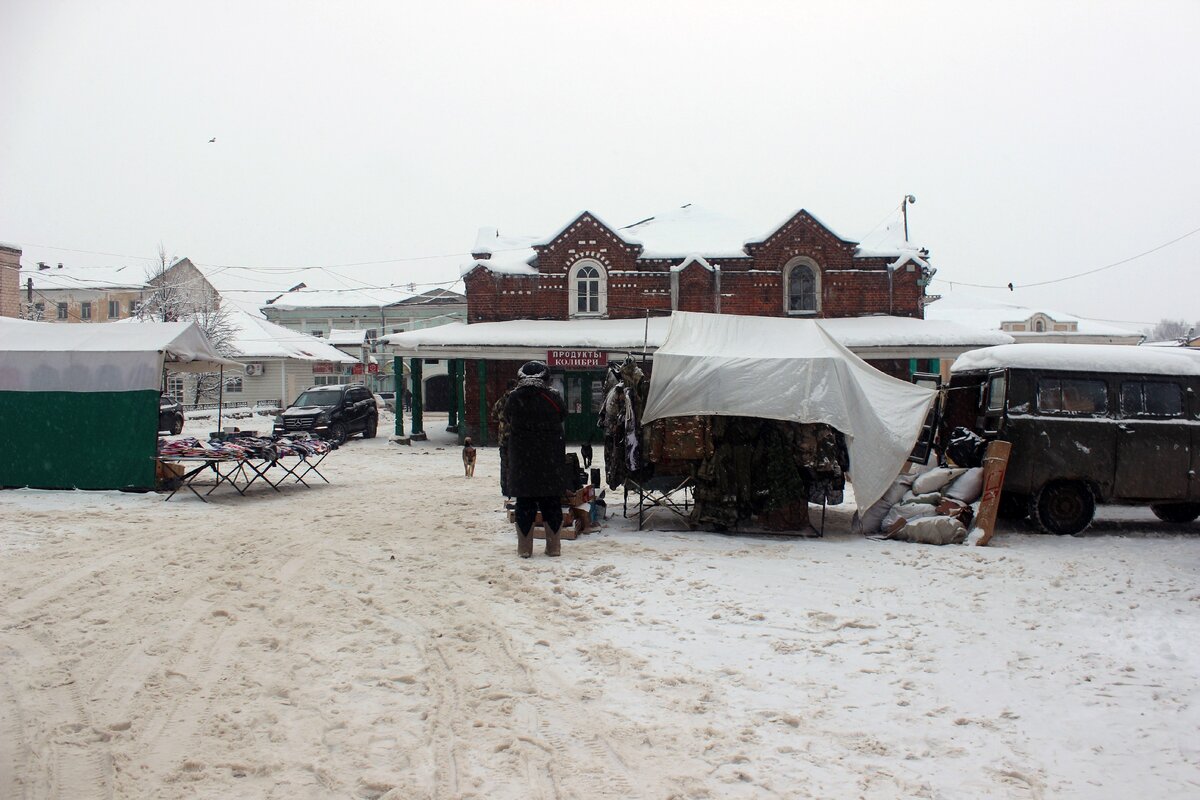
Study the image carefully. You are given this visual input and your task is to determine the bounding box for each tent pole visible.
[218,366,224,431]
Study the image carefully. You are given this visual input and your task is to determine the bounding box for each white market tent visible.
[0,318,241,490]
[0,317,241,392]
[642,312,937,512]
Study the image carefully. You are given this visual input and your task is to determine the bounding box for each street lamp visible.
[901,194,916,242]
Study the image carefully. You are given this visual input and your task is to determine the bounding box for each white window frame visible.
[108,300,120,319]
[166,375,186,404]
[783,257,821,315]
[224,376,244,393]
[80,301,92,320]
[569,259,607,318]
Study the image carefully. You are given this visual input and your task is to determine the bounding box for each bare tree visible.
[139,243,188,322]
[1145,318,1198,343]
[140,243,241,405]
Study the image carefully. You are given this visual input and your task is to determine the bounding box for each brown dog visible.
[462,437,477,477]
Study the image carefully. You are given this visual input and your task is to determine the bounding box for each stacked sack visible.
[856,458,985,545]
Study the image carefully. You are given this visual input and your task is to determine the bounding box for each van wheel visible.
[1030,481,1095,535]
[1151,503,1200,524]
[997,492,1029,520]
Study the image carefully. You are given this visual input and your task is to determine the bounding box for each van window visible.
[986,374,1006,411]
[1036,377,1108,416]
[1120,381,1183,418]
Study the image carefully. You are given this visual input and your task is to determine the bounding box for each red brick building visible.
[444,205,938,442]
[464,205,930,324]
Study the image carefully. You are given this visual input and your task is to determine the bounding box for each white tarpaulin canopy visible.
[0,318,242,392]
[642,312,937,512]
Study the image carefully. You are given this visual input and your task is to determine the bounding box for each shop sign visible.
[547,349,603,369]
[351,363,365,375]
[312,361,334,375]
[367,363,379,374]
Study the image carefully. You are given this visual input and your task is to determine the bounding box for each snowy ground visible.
[2,412,1199,799]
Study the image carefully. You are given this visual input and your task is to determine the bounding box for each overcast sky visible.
[2,1,1198,329]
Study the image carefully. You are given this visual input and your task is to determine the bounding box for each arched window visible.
[784,258,820,314]
[1035,319,1045,332]
[569,260,607,317]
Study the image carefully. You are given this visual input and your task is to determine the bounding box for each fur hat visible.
[518,360,550,381]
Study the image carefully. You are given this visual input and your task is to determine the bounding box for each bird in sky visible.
[208,137,216,143]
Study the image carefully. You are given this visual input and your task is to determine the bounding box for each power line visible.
[934,224,1200,290]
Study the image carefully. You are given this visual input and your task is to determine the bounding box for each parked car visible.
[945,344,1200,534]
[273,383,378,445]
[158,395,184,436]
[377,391,397,412]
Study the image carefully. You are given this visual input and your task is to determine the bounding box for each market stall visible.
[629,311,937,530]
[158,433,334,501]
[0,318,240,490]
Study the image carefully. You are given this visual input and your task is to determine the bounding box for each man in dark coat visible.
[503,361,567,558]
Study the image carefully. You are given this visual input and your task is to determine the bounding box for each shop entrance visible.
[558,370,607,443]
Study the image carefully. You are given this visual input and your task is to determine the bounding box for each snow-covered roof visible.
[225,309,358,363]
[952,343,1200,376]
[265,287,417,310]
[383,313,1011,359]
[620,206,756,259]
[383,317,672,353]
[467,205,929,276]
[461,229,541,277]
[818,316,1013,349]
[22,264,147,291]
[327,328,367,346]
[925,290,1143,339]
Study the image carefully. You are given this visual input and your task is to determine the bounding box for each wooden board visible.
[973,440,1013,547]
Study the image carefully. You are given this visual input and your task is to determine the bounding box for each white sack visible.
[895,516,967,545]
[912,467,968,495]
[859,474,916,534]
[945,467,985,503]
[642,312,936,511]
[881,501,939,531]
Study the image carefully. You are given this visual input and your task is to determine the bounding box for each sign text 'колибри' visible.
[546,350,604,368]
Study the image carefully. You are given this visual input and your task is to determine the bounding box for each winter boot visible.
[544,526,561,557]
[516,524,533,559]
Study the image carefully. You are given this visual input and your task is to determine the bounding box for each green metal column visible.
[455,358,467,445]
[393,355,404,436]
[446,359,459,432]
[410,357,424,439]
[908,358,918,379]
[477,359,488,445]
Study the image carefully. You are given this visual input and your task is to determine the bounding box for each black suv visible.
[159,395,185,435]
[273,383,378,445]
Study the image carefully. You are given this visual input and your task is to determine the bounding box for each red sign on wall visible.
[547,349,604,369]
[351,363,364,375]
[312,361,334,375]
[367,363,379,374]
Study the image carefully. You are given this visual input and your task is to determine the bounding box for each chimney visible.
[37,261,48,270]
[57,263,63,269]
[26,277,32,302]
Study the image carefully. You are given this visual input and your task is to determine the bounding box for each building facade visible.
[442,205,943,444]
[0,244,19,318]
[18,262,147,323]
[260,288,467,400]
